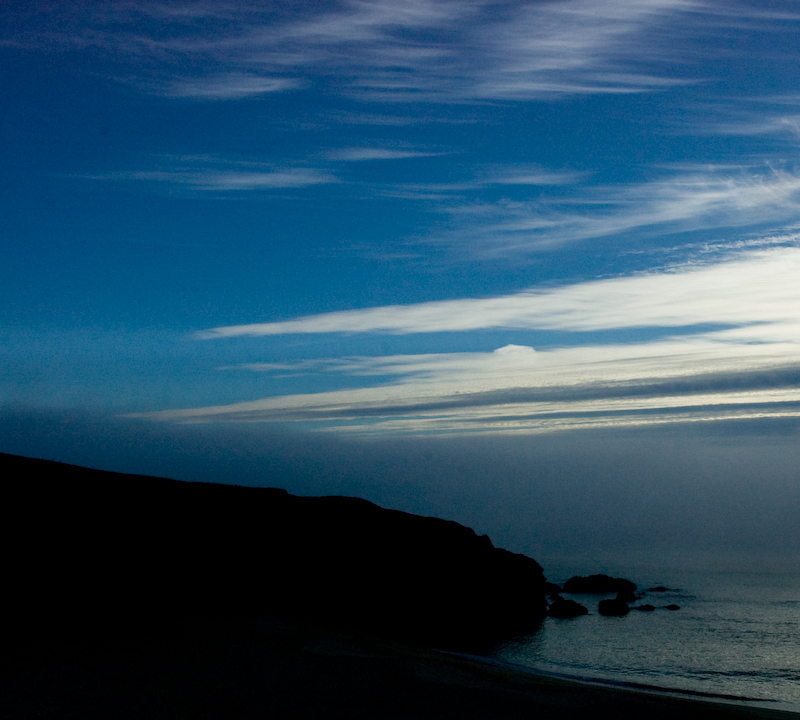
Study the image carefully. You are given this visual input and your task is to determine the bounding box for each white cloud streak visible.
[165,73,299,99]
[86,163,338,191]
[198,245,800,337]
[133,336,800,435]
[381,166,588,196]
[325,146,448,161]
[487,169,589,186]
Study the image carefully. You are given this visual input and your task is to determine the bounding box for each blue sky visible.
[3,1,800,562]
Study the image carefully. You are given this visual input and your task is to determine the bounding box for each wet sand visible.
[2,616,798,719]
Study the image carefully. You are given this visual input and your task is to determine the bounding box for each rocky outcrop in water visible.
[563,574,637,594]
[615,588,638,603]
[598,598,630,616]
[548,597,589,618]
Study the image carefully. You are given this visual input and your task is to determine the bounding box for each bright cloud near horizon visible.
[136,243,800,435]
[3,0,800,440]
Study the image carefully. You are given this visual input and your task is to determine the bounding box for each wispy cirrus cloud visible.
[164,72,300,100]
[711,114,800,139]
[347,164,800,258]
[686,95,800,141]
[487,168,589,186]
[374,165,587,200]
[325,146,449,161]
[469,0,699,99]
[693,3,800,25]
[84,157,338,192]
[424,165,800,257]
[2,0,718,102]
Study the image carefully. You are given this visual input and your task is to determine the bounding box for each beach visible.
[3,615,797,719]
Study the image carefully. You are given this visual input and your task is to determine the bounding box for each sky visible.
[3,1,800,571]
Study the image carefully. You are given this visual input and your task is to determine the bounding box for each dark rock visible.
[666,604,681,611]
[563,574,637,594]
[548,598,588,618]
[544,581,562,595]
[616,589,637,603]
[647,586,670,592]
[631,604,656,612]
[598,598,630,616]
[0,453,546,652]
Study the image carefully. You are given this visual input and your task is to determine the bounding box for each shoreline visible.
[452,652,798,712]
[419,641,800,720]
[4,616,797,719]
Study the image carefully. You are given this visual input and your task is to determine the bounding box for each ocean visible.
[489,560,800,712]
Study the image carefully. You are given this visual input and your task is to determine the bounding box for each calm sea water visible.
[490,564,800,712]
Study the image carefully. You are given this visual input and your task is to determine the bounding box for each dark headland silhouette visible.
[1,453,546,651]
[4,454,788,720]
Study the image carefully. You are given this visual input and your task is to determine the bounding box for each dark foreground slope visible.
[1,453,545,650]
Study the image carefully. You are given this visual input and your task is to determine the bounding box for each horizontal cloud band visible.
[198,247,800,338]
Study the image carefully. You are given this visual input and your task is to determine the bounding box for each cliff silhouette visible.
[1,453,545,650]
